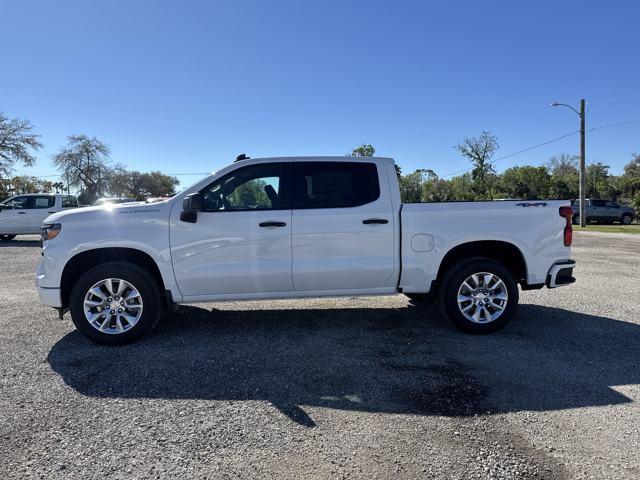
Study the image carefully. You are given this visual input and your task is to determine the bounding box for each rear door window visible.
[29,196,56,209]
[293,162,380,209]
[591,200,606,207]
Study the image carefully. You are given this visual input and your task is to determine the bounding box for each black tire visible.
[572,215,579,225]
[439,257,519,334]
[69,261,163,345]
[0,234,16,241]
[621,214,633,225]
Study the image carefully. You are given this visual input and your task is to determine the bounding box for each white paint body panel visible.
[35,156,573,309]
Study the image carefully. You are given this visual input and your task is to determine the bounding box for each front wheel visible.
[69,261,163,345]
[0,234,16,241]
[621,214,633,225]
[439,258,519,334]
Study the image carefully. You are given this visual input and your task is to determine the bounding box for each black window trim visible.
[292,161,381,210]
[199,162,293,212]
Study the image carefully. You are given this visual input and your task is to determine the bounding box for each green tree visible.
[421,170,453,202]
[622,153,640,198]
[547,153,579,199]
[350,144,375,157]
[498,166,551,200]
[447,173,477,201]
[0,113,43,178]
[7,175,43,195]
[53,135,111,203]
[136,171,179,198]
[399,169,427,202]
[632,192,640,218]
[455,131,498,200]
[107,164,135,197]
[585,162,610,198]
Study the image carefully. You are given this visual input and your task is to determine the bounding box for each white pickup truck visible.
[36,156,576,344]
[0,193,79,241]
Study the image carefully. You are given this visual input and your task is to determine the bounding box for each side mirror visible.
[180,193,203,223]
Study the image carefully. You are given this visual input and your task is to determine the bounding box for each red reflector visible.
[559,206,573,246]
[564,228,572,247]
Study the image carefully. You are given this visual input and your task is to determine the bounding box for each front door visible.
[291,160,396,291]
[170,162,294,297]
[0,196,30,234]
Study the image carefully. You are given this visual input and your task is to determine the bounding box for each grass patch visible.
[574,224,640,234]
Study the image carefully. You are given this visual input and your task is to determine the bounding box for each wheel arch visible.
[60,247,166,308]
[435,240,528,290]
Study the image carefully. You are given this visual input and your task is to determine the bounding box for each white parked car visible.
[36,157,576,344]
[0,193,79,241]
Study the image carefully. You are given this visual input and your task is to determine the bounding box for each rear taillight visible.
[559,206,573,247]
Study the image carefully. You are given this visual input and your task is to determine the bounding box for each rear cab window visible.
[62,196,78,208]
[293,162,380,209]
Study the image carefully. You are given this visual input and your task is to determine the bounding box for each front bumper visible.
[546,260,576,288]
[36,261,63,307]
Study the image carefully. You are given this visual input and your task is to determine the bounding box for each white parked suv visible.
[36,157,576,344]
[0,193,79,241]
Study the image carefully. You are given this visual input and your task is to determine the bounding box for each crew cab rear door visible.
[170,161,294,297]
[291,160,396,291]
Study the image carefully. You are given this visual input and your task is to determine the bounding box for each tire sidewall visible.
[69,261,161,345]
[621,214,632,225]
[440,258,519,334]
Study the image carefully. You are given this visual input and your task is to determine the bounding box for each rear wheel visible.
[439,258,519,334]
[621,213,633,225]
[69,261,163,345]
[0,234,16,241]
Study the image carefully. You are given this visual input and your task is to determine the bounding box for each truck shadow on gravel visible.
[48,303,640,427]
[0,239,40,247]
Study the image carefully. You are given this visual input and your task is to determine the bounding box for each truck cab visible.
[0,194,79,240]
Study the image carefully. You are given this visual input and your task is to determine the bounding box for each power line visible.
[441,116,640,178]
[588,118,640,131]
[587,93,639,105]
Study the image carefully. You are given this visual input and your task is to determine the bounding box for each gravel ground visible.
[0,232,639,479]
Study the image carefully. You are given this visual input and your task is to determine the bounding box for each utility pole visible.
[579,98,586,227]
[551,98,587,226]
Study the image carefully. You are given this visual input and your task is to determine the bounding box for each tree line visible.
[2,111,639,212]
[0,113,179,203]
[351,136,640,213]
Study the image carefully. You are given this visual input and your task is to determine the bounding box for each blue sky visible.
[2,0,639,188]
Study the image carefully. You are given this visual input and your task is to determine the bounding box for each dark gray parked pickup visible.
[572,199,635,224]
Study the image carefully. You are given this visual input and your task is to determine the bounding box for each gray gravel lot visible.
[1,232,639,479]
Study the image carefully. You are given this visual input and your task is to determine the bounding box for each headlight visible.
[41,223,62,242]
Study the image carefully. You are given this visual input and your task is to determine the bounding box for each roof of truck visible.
[233,155,394,163]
